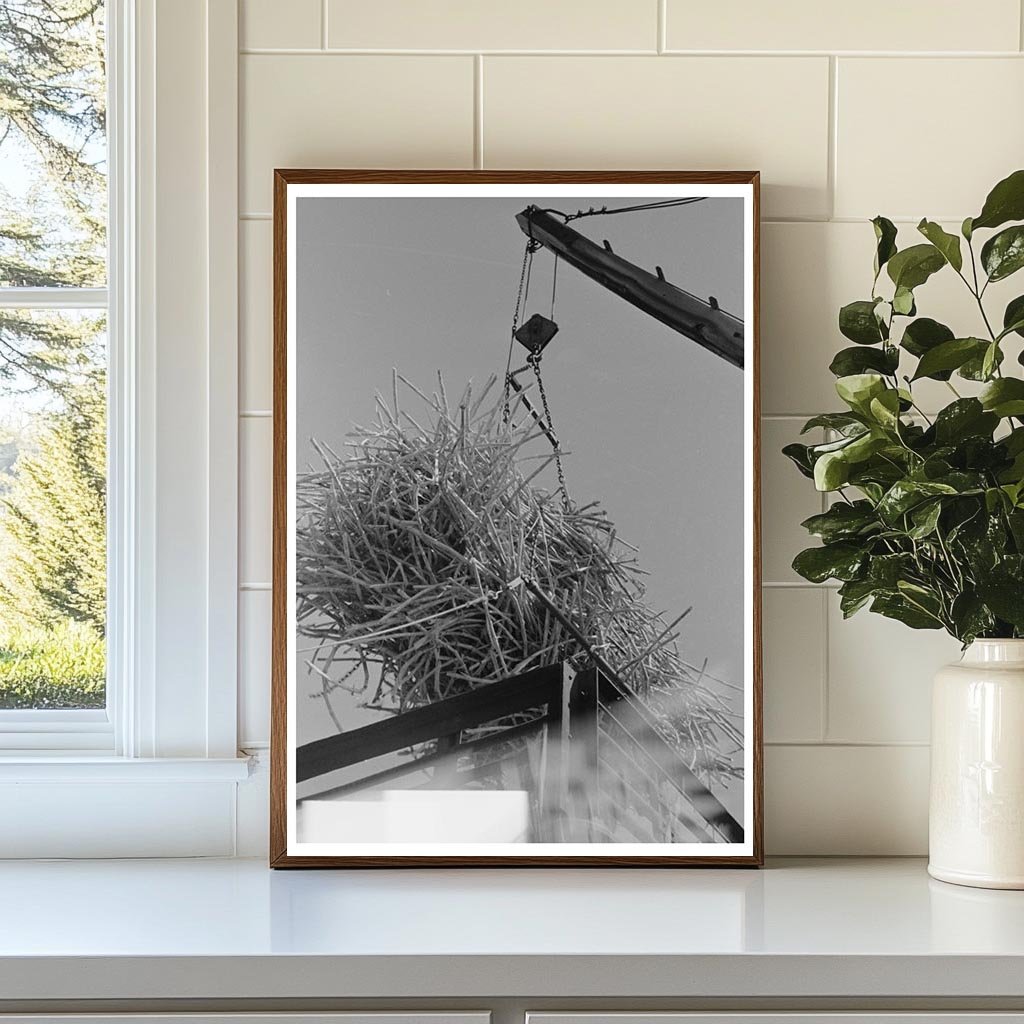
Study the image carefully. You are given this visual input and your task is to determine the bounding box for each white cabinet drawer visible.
[528,1016,1024,1024]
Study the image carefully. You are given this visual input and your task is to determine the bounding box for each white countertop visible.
[2,857,1024,1002]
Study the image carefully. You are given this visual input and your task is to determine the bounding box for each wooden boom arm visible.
[516,206,744,369]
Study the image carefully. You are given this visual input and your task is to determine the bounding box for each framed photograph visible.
[270,170,762,867]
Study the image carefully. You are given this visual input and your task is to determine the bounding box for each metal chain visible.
[528,352,570,511]
[502,232,569,510]
[502,239,540,425]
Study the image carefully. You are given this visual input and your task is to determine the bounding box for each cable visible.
[549,252,559,320]
[540,197,708,222]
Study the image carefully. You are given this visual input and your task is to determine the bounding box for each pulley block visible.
[514,313,559,355]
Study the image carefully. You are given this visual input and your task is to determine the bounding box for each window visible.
[0,0,245,855]
[0,1,109,736]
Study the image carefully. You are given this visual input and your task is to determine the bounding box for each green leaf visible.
[849,457,910,492]
[981,225,1024,282]
[918,450,954,478]
[836,373,887,412]
[829,345,899,378]
[868,389,902,430]
[1006,427,1024,456]
[839,299,886,345]
[911,337,988,381]
[933,470,986,494]
[856,481,886,504]
[980,378,1024,418]
[1003,295,1024,339]
[887,243,946,291]
[947,501,1003,562]
[1000,318,1024,340]
[900,317,954,359]
[871,594,943,630]
[998,431,1024,490]
[792,542,866,584]
[971,169,1024,232]
[976,577,1024,629]
[950,437,1005,472]
[1009,508,1024,546]
[960,344,1004,381]
[1002,480,1024,506]
[892,286,916,316]
[877,479,958,524]
[982,341,1001,381]
[800,413,865,435]
[872,216,898,277]
[800,501,878,543]
[986,486,1009,514]
[962,216,974,241]
[933,398,998,444]
[950,592,995,644]
[782,442,814,479]
[908,500,943,540]
[814,450,850,491]
[917,219,963,272]
[845,431,888,465]
[838,578,881,618]
[809,433,865,457]
[865,553,914,588]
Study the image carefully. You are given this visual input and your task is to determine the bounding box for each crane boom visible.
[515,206,744,369]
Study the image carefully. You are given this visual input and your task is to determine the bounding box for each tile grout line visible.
[474,55,484,169]
[819,429,832,741]
[237,47,1024,57]
[820,587,831,742]
[827,55,838,220]
[766,740,931,748]
[657,0,666,54]
[239,47,660,57]
[1021,0,1024,51]
[763,581,840,589]
[321,0,329,50]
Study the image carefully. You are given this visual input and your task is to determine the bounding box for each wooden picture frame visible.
[271,170,762,867]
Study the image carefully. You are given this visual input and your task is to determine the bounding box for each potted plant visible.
[785,169,1024,889]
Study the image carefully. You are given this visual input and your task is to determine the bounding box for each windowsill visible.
[0,857,1022,1004]
[0,754,252,781]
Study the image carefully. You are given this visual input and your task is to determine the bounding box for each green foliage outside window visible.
[0,1,107,708]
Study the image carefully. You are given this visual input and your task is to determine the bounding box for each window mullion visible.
[0,287,108,310]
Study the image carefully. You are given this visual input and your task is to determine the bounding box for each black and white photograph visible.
[272,172,761,866]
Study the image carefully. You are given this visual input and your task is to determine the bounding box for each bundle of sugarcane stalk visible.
[295,372,740,782]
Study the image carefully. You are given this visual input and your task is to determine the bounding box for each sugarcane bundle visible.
[295,372,740,781]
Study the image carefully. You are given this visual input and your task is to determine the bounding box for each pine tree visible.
[0,372,105,632]
[0,2,107,647]
[0,0,106,393]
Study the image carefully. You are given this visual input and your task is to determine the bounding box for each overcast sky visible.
[295,194,747,751]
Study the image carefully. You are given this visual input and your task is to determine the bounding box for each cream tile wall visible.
[235,0,1024,854]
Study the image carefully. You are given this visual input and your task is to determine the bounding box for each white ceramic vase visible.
[929,639,1024,889]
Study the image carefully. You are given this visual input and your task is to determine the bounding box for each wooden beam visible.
[306,718,544,800]
[516,206,744,369]
[296,662,563,783]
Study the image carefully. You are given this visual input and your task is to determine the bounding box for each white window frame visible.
[0,0,249,857]
[0,4,120,753]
